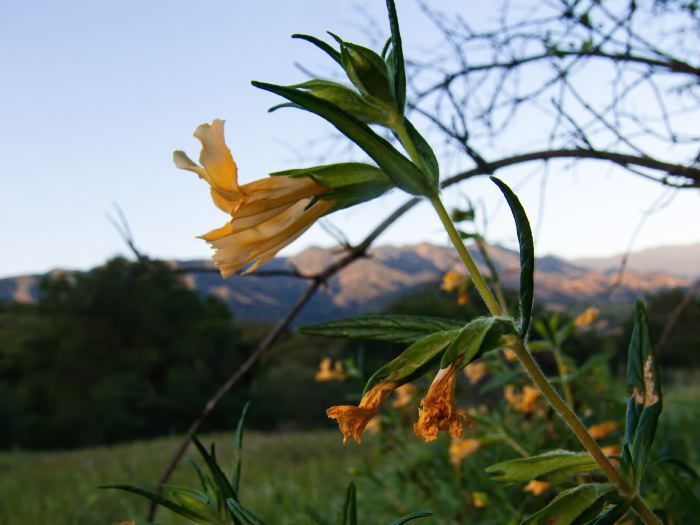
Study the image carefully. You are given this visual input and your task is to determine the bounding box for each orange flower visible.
[574,307,599,329]
[174,119,333,277]
[464,362,487,384]
[504,385,541,413]
[414,362,472,442]
[440,271,466,292]
[457,289,469,305]
[524,480,551,496]
[503,348,518,362]
[588,421,617,440]
[449,437,481,465]
[392,383,416,408]
[327,381,397,444]
[315,357,346,382]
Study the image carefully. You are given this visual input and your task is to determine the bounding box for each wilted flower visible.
[327,381,397,444]
[392,383,416,408]
[449,437,481,465]
[574,307,599,329]
[504,385,541,413]
[464,362,487,384]
[414,361,473,442]
[588,421,617,440]
[315,357,346,382]
[174,119,333,277]
[524,479,551,496]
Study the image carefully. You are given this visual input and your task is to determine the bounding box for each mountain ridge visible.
[1,242,694,325]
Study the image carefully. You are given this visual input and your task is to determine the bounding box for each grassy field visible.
[0,430,391,525]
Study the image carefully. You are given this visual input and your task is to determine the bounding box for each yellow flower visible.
[414,361,472,442]
[574,307,599,329]
[504,385,541,413]
[174,119,333,277]
[440,271,466,292]
[392,383,416,408]
[472,491,488,508]
[327,381,397,444]
[588,421,617,440]
[457,289,469,305]
[315,357,346,382]
[464,362,487,384]
[449,437,481,465]
[524,480,551,496]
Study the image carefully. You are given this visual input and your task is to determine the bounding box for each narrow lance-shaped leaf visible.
[622,300,662,485]
[486,450,599,483]
[490,176,535,338]
[292,34,342,65]
[99,484,206,523]
[388,512,432,525]
[363,329,459,394]
[298,314,462,344]
[337,482,358,525]
[227,498,269,525]
[440,316,516,369]
[252,81,434,196]
[521,483,616,525]
[385,0,406,113]
[401,118,439,189]
[231,401,251,493]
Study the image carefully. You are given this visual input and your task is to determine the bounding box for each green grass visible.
[0,430,382,525]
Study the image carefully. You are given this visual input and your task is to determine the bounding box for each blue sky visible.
[1,0,698,276]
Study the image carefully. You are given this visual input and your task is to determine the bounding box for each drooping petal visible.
[193,119,239,192]
[327,381,397,444]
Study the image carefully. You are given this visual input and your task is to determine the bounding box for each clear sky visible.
[1,0,699,277]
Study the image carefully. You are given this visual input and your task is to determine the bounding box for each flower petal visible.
[193,119,239,192]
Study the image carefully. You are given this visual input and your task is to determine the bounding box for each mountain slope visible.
[1,243,693,325]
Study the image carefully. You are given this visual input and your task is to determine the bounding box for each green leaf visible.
[292,34,341,65]
[164,485,221,523]
[363,329,459,394]
[389,512,432,525]
[231,401,251,493]
[293,80,391,125]
[340,42,394,105]
[582,504,629,525]
[549,352,614,385]
[191,435,238,505]
[401,118,439,188]
[385,0,406,113]
[658,461,700,515]
[622,300,662,485]
[298,314,462,344]
[271,162,390,189]
[337,482,358,525]
[252,81,433,196]
[226,498,268,525]
[479,368,524,393]
[490,177,535,338]
[100,484,207,523]
[440,316,516,369]
[486,450,599,483]
[521,483,616,525]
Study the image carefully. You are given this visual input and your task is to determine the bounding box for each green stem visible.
[430,196,502,316]
[552,344,575,408]
[429,193,662,525]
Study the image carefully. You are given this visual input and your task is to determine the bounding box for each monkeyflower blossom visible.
[574,307,599,329]
[449,437,481,466]
[464,362,487,384]
[588,421,617,440]
[315,357,346,382]
[414,361,473,442]
[504,384,541,413]
[174,119,333,277]
[327,381,398,444]
[440,270,466,293]
[472,492,488,508]
[391,383,416,408]
[524,480,551,496]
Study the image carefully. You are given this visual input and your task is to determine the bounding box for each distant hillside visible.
[574,242,700,278]
[0,243,694,325]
